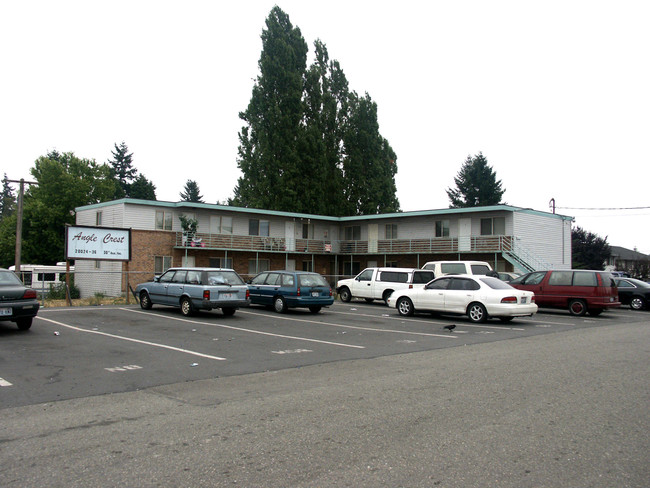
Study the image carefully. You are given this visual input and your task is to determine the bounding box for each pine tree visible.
[108,142,136,198]
[572,226,611,270]
[0,173,16,221]
[130,174,157,200]
[446,153,505,208]
[180,180,204,203]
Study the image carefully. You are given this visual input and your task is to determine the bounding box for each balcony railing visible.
[175,232,515,255]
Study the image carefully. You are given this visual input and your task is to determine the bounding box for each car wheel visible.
[588,309,603,317]
[180,297,194,317]
[568,299,587,316]
[309,306,322,313]
[274,296,287,313]
[339,287,351,303]
[139,291,152,310]
[467,302,488,323]
[630,296,644,311]
[382,290,393,305]
[222,307,236,316]
[16,317,32,330]
[397,297,414,316]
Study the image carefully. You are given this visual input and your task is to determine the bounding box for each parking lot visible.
[1,300,647,409]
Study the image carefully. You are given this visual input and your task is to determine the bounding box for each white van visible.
[336,267,435,304]
[421,260,493,278]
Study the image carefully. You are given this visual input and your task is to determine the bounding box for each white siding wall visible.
[513,212,571,269]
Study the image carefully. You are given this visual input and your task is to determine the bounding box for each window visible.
[96,211,102,226]
[427,278,451,290]
[440,263,467,274]
[344,262,361,276]
[413,271,435,284]
[95,260,101,270]
[156,211,173,230]
[265,273,281,285]
[187,270,202,284]
[573,271,597,286]
[356,269,374,281]
[302,261,313,272]
[480,217,505,236]
[249,219,269,236]
[548,271,573,286]
[378,271,408,283]
[435,220,450,237]
[209,257,233,268]
[172,271,187,283]
[449,278,480,291]
[248,259,270,275]
[344,226,361,241]
[385,224,398,240]
[221,216,232,234]
[302,223,313,239]
[251,273,269,285]
[154,256,172,275]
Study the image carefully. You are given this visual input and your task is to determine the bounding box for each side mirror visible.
[154,276,160,283]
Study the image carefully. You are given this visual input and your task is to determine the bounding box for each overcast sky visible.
[2,1,649,254]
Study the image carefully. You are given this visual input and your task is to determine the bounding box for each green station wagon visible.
[249,270,334,313]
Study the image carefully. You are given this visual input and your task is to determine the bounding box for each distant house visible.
[72,198,573,298]
[606,246,650,279]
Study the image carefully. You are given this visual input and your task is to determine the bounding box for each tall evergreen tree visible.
[108,142,136,198]
[129,174,157,200]
[446,152,505,208]
[343,93,399,215]
[232,6,308,211]
[180,180,204,203]
[0,173,16,221]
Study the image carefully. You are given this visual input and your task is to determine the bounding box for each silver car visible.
[135,267,250,316]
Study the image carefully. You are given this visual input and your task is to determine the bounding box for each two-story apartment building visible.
[73,198,573,298]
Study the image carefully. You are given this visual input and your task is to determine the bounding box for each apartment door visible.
[458,218,472,251]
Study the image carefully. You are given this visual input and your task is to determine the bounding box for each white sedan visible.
[387,275,537,323]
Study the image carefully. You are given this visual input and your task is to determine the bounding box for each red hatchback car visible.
[510,270,620,316]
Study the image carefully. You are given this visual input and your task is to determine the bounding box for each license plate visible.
[0,307,12,316]
[311,292,320,297]
[220,293,234,299]
[521,297,527,304]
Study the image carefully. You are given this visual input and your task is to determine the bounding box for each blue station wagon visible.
[135,267,250,316]
[248,270,334,313]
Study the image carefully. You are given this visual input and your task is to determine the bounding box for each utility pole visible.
[7,178,38,274]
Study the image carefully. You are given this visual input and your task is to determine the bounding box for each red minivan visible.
[510,270,620,316]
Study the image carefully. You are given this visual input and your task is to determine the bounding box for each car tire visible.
[568,299,587,316]
[397,297,414,316]
[180,297,194,317]
[222,307,236,316]
[339,287,351,303]
[139,291,153,310]
[309,306,322,313]
[467,302,488,323]
[630,296,644,311]
[274,296,287,313]
[16,317,33,330]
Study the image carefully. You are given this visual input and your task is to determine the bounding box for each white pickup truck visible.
[336,267,435,304]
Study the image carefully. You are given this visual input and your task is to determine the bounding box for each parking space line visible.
[0,377,13,387]
[120,309,366,349]
[36,316,227,361]
[330,309,522,331]
[240,309,458,338]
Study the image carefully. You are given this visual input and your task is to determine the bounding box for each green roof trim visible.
[75,199,573,222]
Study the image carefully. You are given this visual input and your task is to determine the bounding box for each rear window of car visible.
[206,271,245,286]
[378,271,409,283]
[480,277,514,289]
[470,264,491,275]
[449,278,480,291]
[0,271,24,285]
[298,274,328,287]
[440,263,466,274]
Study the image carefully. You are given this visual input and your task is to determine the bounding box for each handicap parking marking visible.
[241,309,458,339]
[121,309,366,349]
[0,377,13,387]
[36,316,227,361]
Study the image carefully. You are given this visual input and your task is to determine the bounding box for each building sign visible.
[66,226,131,261]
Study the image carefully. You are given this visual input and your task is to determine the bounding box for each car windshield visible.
[206,271,245,286]
[0,270,24,286]
[298,274,328,287]
[480,277,515,290]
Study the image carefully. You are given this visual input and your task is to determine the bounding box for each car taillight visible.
[23,289,37,299]
[409,284,413,289]
[297,287,301,296]
[246,289,250,300]
[531,295,535,303]
[329,287,332,296]
[203,290,210,300]
[501,296,518,303]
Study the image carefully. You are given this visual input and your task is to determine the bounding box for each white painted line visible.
[121,309,366,349]
[241,309,457,338]
[36,316,227,361]
[0,377,13,387]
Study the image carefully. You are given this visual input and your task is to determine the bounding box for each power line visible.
[555,206,650,211]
